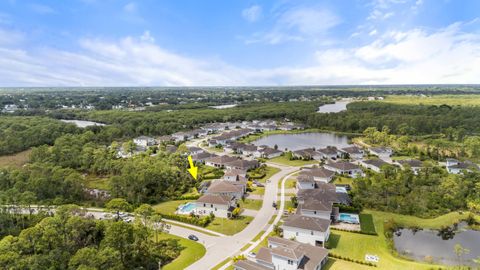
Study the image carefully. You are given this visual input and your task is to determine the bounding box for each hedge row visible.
[329,253,377,267]
[330,227,378,236]
[172,194,201,200]
[160,213,213,227]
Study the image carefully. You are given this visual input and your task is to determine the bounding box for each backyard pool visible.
[177,202,197,214]
[339,213,360,224]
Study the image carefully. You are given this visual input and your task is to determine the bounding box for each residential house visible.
[256,147,283,159]
[396,159,424,175]
[324,161,363,178]
[205,155,239,168]
[191,152,217,164]
[282,215,331,247]
[223,169,248,181]
[369,147,393,158]
[317,146,339,160]
[195,194,236,218]
[296,175,315,190]
[299,168,335,183]
[446,159,479,174]
[359,159,389,173]
[133,136,156,148]
[340,146,364,159]
[225,159,260,171]
[233,237,328,270]
[241,144,259,157]
[206,180,245,199]
[292,148,321,160]
[188,146,204,155]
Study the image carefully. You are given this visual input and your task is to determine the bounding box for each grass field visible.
[153,200,192,215]
[84,174,111,190]
[0,149,31,168]
[250,185,265,195]
[279,175,297,188]
[158,233,206,270]
[206,216,254,235]
[381,94,480,106]
[269,155,319,166]
[250,166,281,183]
[359,213,376,234]
[239,198,263,210]
[332,176,354,186]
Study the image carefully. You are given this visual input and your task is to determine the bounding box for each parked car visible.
[247,252,256,258]
[188,234,199,241]
[272,202,277,208]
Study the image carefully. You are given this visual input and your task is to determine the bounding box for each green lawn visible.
[332,176,354,186]
[84,174,111,190]
[250,186,265,195]
[206,216,254,235]
[381,94,480,107]
[153,200,192,215]
[365,209,472,230]
[279,176,297,188]
[157,233,206,270]
[359,213,376,234]
[250,166,281,183]
[239,199,263,210]
[207,147,225,153]
[324,258,372,270]
[278,200,295,210]
[0,149,31,168]
[325,210,473,270]
[269,155,319,166]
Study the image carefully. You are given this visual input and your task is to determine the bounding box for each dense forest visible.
[0,205,181,270]
[352,165,480,218]
[0,117,79,155]
[308,102,480,135]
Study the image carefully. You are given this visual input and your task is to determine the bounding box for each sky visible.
[0,0,479,86]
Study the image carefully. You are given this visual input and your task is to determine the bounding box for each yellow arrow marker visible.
[187,155,198,180]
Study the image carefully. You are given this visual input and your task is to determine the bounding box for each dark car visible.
[272,202,277,208]
[188,234,199,241]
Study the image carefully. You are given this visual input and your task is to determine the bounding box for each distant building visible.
[395,159,424,175]
[133,136,156,148]
[369,147,393,158]
[340,146,364,159]
[324,161,363,178]
[359,159,389,173]
[195,194,236,218]
[282,215,331,247]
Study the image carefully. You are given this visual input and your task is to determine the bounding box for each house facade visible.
[195,194,236,218]
[282,215,331,247]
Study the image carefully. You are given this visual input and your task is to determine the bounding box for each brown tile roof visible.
[233,259,272,270]
[196,194,233,205]
[300,168,335,179]
[325,161,360,171]
[283,214,331,232]
[205,155,238,165]
[207,181,243,193]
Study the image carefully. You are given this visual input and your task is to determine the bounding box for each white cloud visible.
[247,6,340,44]
[0,28,24,45]
[140,30,155,43]
[242,5,262,22]
[0,22,479,86]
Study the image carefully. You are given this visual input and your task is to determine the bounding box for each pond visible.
[318,100,351,113]
[60,119,106,128]
[252,132,350,151]
[393,222,480,266]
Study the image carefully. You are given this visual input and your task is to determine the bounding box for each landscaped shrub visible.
[173,194,201,200]
[160,213,213,227]
[328,253,377,267]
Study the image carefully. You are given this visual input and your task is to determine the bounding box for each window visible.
[311,231,314,235]
[203,203,206,207]
[296,232,299,236]
[288,260,293,265]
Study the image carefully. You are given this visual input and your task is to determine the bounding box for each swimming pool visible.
[178,202,197,214]
[339,213,360,224]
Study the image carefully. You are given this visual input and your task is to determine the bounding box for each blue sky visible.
[0,0,479,86]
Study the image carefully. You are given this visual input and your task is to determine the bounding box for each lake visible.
[60,119,106,128]
[393,222,480,266]
[318,101,350,113]
[252,132,350,151]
